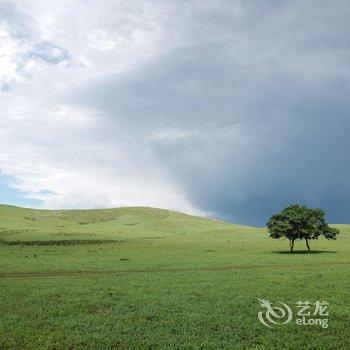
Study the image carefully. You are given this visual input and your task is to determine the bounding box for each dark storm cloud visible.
[71,0,350,225]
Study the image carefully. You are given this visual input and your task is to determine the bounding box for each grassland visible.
[0,204,349,349]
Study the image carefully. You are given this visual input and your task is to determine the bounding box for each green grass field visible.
[0,204,349,349]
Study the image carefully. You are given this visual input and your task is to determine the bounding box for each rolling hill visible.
[0,204,240,243]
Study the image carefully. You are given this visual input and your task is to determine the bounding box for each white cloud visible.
[0,0,200,214]
[0,25,22,87]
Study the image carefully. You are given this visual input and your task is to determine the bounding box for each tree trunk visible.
[289,239,294,254]
[305,238,311,253]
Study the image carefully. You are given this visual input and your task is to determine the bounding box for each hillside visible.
[0,204,241,244]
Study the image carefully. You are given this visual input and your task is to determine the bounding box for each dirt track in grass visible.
[1,261,349,279]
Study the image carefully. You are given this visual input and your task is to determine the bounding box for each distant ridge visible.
[0,204,251,244]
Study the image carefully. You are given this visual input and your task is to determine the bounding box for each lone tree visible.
[267,204,339,253]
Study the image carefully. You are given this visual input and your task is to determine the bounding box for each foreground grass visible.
[0,205,349,349]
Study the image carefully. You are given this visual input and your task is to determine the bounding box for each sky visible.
[0,0,350,226]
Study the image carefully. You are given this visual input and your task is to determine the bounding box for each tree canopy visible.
[266,204,339,253]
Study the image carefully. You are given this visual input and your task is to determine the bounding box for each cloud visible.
[1,0,350,225]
